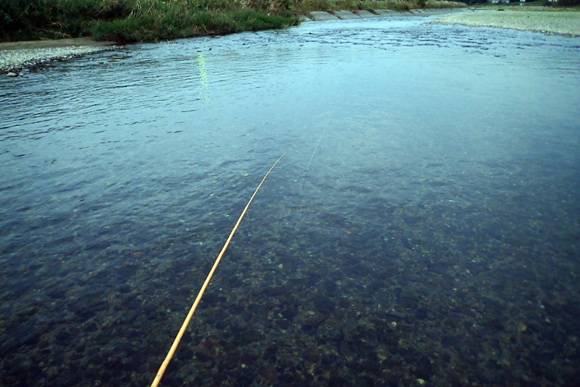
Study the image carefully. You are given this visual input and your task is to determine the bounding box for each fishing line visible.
[301,121,329,196]
[302,122,328,178]
[150,153,285,387]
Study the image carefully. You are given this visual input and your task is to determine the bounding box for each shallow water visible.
[1,15,580,387]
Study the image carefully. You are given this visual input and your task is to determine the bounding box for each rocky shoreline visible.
[0,43,117,76]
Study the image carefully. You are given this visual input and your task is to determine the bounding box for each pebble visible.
[0,46,115,73]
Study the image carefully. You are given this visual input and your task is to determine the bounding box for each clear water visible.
[1,15,580,386]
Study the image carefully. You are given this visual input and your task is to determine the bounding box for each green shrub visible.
[90,6,298,41]
[0,0,140,41]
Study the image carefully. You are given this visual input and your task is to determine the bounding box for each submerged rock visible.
[313,294,336,314]
[241,329,263,344]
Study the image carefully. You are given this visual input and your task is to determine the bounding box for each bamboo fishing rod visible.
[150,153,285,387]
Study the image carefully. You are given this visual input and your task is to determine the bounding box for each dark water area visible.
[1,14,580,387]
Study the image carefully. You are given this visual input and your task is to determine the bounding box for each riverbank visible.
[434,7,580,36]
[0,0,464,44]
[0,37,116,51]
[1,4,466,75]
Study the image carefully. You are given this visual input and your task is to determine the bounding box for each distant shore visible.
[6,6,577,75]
[0,3,465,75]
[0,0,465,44]
[434,8,580,36]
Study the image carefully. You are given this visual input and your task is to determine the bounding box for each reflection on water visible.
[197,53,209,102]
[1,15,580,386]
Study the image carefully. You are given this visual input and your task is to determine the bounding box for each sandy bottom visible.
[434,9,580,36]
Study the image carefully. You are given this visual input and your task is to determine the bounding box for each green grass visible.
[0,0,300,42]
[0,0,466,43]
[90,7,298,41]
[295,0,465,14]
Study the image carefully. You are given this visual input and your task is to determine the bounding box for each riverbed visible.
[1,14,579,387]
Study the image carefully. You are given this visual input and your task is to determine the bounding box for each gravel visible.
[0,45,116,74]
[434,10,580,36]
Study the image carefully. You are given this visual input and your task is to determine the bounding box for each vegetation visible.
[296,0,413,14]
[0,0,298,42]
[0,0,465,43]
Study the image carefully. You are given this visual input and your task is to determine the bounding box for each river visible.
[1,14,580,387]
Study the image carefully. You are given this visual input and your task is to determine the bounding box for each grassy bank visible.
[295,0,464,14]
[0,0,465,43]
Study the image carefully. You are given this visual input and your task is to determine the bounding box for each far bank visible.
[0,0,464,43]
[435,6,580,36]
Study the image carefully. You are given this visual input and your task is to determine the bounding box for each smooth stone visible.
[7,72,18,77]
[310,11,339,21]
[334,10,360,19]
[241,329,263,343]
[356,10,379,18]
[386,310,407,319]
[374,10,400,16]
[299,15,312,21]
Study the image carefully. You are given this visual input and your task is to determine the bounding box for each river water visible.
[1,14,580,387]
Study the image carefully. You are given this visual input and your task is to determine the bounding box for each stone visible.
[310,11,339,21]
[241,329,263,344]
[356,10,379,18]
[374,10,402,16]
[7,72,18,77]
[334,10,360,19]
[313,294,336,314]
[415,307,428,320]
